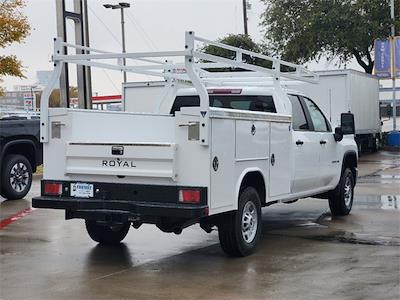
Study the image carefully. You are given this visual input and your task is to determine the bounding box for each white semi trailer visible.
[294,69,381,152]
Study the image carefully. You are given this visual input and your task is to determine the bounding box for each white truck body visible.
[33,32,358,256]
[294,70,380,151]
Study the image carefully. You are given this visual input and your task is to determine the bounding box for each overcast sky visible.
[2,0,363,95]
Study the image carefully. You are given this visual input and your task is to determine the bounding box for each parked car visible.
[0,116,42,200]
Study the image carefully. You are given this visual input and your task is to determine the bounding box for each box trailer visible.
[294,69,381,152]
[122,81,166,113]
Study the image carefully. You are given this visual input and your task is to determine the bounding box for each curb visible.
[381,146,400,152]
[33,173,43,180]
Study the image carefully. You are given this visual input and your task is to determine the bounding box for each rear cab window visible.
[171,95,276,115]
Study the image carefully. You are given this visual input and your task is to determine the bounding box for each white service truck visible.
[33,32,358,257]
[294,69,381,152]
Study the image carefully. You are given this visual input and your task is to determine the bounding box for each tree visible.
[261,0,400,73]
[201,34,272,71]
[0,0,30,94]
[202,34,262,59]
[36,87,79,108]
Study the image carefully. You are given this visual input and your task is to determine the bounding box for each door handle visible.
[296,140,304,145]
[178,122,197,127]
[320,140,327,145]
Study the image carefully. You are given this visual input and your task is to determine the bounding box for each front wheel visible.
[85,220,131,245]
[1,154,32,200]
[218,187,262,257]
[328,168,354,216]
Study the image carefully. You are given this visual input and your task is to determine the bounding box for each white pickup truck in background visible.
[33,32,358,257]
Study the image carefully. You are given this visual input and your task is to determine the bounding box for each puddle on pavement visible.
[282,210,400,247]
[354,195,399,210]
[305,231,400,247]
[358,174,400,184]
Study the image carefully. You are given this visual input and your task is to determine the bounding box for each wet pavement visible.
[0,151,399,299]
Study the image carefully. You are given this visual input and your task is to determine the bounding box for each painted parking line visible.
[0,207,36,230]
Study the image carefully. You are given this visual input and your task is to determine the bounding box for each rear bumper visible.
[33,197,208,219]
[32,180,208,221]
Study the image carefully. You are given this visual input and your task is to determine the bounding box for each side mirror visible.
[341,113,355,135]
[334,127,343,142]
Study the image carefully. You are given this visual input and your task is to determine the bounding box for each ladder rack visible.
[40,31,318,144]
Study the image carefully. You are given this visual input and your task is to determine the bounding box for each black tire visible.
[372,136,379,153]
[85,220,130,245]
[1,154,32,200]
[218,187,262,257]
[328,168,354,216]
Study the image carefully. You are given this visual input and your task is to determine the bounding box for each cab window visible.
[288,94,309,130]
[171,95,276,115]
[302,97,330,132]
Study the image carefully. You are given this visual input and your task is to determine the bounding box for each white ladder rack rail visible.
[40,31,318,145]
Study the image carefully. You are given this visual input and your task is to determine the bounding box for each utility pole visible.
[390,0,397,131]
[242,0,248,35]
[55,0,92,109]
[121,7,127,83]
[104,2,131,83]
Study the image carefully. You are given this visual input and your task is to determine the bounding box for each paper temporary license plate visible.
[70,183,94,198]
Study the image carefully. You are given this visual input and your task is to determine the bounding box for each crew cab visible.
[33,32,358,256]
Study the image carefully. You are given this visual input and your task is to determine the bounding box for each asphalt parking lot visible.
[0,151,399,300]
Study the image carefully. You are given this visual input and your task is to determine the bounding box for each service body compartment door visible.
[235,120,269,160]
[269,122,291,197]
[210,118,236,210]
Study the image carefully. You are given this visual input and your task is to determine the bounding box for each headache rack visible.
[41,31,318,144]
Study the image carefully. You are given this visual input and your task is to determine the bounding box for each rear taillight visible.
[44,182,63,196]
[179,189,201,204]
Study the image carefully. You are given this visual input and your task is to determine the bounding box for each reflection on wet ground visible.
[268,203,400,250]
[354,195,399,210]
[358,174,400,184]
[306,231,400,246]
[1,151,399,299]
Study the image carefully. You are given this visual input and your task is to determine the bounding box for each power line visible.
[88,6,122,46]
[125,11,159,51]
[101,70,120,94]
[87,5,122,94]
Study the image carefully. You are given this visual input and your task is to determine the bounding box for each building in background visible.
[379,78,400,118]
[0,91,37,112]
[92,95,122,111]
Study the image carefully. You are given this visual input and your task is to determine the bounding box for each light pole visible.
[103,2,131,83]
[242,0,248,35]
[390,0,397,131]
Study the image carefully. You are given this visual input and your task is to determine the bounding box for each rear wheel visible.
[218,187,262,257]
[328,168,354,216]
[1,154,32,200]
[85,220,130,245]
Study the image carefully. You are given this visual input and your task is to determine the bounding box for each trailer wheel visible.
[218,187,262,257]
[372,135,379,152]
[328,168,354,216]
[85,220,130,245]
[1,154,32,200]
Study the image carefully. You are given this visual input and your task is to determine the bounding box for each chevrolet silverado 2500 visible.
[33,32,358,257]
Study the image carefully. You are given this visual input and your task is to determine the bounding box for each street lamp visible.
[103,2,131,83]
[390,0,397,131]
